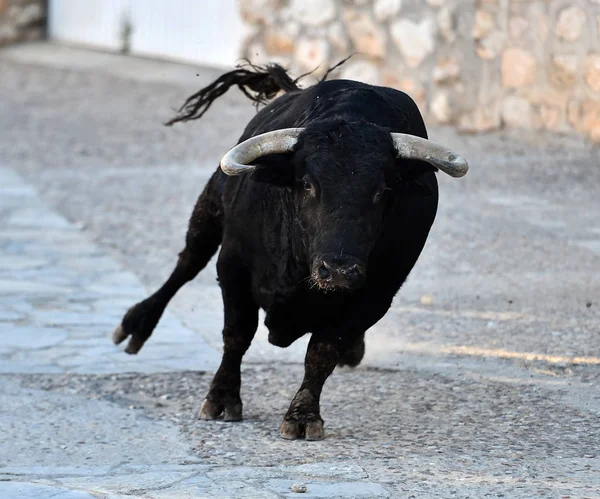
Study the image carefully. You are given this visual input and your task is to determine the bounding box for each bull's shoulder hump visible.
[237,79,425,139]
[309,79,416,103]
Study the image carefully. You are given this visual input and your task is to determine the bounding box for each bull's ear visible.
[248,153,295,187]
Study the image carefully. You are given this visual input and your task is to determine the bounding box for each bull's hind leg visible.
[337,332,365,367]
[199,252,258,421]
[113,173,223,354]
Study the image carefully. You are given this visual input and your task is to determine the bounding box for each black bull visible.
[112,64,468,440]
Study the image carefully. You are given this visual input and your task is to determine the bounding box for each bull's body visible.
[221,79,437,347]
[113,66,462,440]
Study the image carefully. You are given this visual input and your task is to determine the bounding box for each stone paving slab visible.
[0,483,97,499]
[0,167,219,375]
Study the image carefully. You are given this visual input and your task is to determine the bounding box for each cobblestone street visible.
[1,44,599,498]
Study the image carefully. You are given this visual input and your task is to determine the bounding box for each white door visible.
[48,0,251,69]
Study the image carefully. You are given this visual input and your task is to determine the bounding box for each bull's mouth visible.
[308,276,357,293]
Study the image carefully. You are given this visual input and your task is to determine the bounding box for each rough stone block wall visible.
[241,0,600,142]
[0,0,45,46]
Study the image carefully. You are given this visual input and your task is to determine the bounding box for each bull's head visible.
[220,120,468,292]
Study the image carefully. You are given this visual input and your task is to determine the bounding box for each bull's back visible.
[240,79,428,140]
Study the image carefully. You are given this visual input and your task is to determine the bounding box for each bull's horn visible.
[391,133,469,178]
[220,128,305,176]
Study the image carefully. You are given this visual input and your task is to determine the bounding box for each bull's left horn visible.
[220,128,305,176]
[391,133,469,178]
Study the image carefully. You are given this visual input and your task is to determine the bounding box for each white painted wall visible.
[48,0,251,68]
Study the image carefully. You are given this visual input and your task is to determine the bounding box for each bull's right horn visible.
[391,133,469,178]
[220,128,305,176]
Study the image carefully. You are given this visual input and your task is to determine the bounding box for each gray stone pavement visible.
[0,167,219,375]
[1,43,600,498]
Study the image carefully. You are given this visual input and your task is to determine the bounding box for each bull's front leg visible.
[200,254,258,421]
[280,335,343,441]
[280,291,394,440]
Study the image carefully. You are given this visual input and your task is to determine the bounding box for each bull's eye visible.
[373,188,386,204]
[299,176,316,196]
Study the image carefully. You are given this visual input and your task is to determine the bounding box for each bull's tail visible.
[165,62,302,126]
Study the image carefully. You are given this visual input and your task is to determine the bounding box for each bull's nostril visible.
[318,265,331,280]
[347,265,364,282]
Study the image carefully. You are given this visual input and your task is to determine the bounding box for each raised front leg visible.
[200,254,258,422]
[280,336,341,441]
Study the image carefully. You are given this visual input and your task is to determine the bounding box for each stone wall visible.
[0,0,45,46]
[241,0,600,142]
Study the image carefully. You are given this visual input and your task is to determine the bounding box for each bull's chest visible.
[250,260,306,310]
[259,285,351,348]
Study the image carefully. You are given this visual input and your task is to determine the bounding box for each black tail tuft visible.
[165,61,302,126]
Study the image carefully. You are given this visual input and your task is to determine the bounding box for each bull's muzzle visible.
[313,255,366,291]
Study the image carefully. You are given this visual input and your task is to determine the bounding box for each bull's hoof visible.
[112,300,164,355]
[112,323,144,354]
[280,418,325,441]
[223,402,243,422]
[112,325,128,345]
[305,420,325,440]
[199,399,243,421]
[124,338,144,354]
[199,399,223,420]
